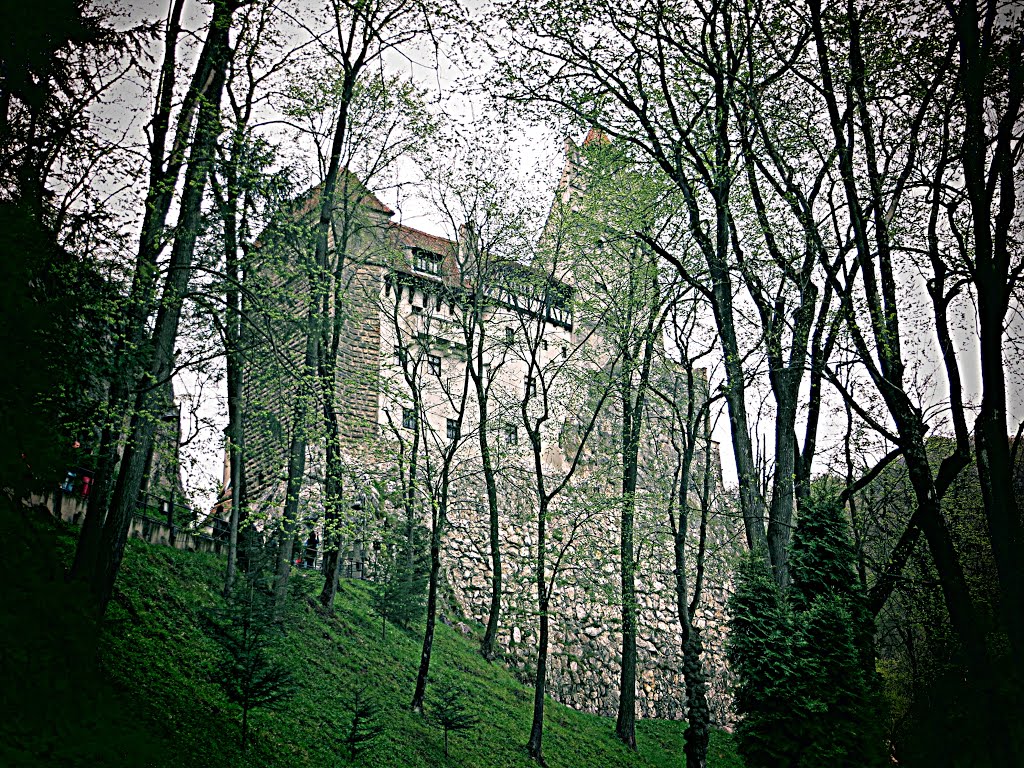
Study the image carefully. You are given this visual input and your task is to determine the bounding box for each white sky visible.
[92,0,1022,513]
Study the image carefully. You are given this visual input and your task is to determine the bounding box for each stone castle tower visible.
[239,139,739,723]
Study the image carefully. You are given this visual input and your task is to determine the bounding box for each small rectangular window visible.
[447,418,459,440]
[505,425,518,445]
[561,345,567,358]
[542,339,549,351]
[402,408,417,429]
[394,345,407,365]
[428,354,441,376]
[505,327,515,345]
[413,248,443,275]
[525,377,537,397]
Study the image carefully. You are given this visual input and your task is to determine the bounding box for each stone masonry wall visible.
[442,494,738,726]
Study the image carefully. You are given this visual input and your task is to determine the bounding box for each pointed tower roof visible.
[582,127,610,146]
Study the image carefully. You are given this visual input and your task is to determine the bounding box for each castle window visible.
[428,354,441,376]
[447,419,459,440]
[402,408,417,429]
[505,327,515,345]
[525,377,537,397]
[413,248,443,275]
[505,425,518,445]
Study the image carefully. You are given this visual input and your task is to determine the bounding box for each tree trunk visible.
[479,394,502,660]
[766,394,797,587]
[273,417,310,610]
[317,412,344,611]
[69,422,116,580]
[526,596,549,766]
[526,497,548,766]
[274,74,357,612]
[222,128,244,597]
[410,532,441,712]
[615,389,640,749]
[91,4,233,612]
[956,0,1024,664]
[224,362,242,595]
[681,629,710,768]
[672,468,710,768]
[69,0,193,586]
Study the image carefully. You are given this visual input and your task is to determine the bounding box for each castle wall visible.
[242,183,739,726]
[442,490,737,725]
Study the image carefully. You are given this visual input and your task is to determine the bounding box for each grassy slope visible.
[0,501,741,768]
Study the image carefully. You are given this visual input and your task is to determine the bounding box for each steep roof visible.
[300,170,395,217]
[392,223,455,254]
[582,127,610,146]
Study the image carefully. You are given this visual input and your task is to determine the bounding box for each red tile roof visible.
[393,223,455,254]
[302,170,395,217]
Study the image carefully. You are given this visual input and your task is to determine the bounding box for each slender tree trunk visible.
[766,393,797,587]
[317,403,344,611]
[222,129,244,597]
[478,394,502,660]
[318,197,356,612]
[410,528,442,712]
[70,0,192,585]
[224,362,242,594]
[69,422,116,579]
[956,0,1024,664]
[467,294,503,661]
[527,597,550,766]
[665,356,712,768]
[526,498,548,766]
[615,389,640,749]
[273,410,311,610]
[91,5,233,612]
[274,74,356,612]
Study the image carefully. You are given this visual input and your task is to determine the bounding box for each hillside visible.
[0,500,741,768]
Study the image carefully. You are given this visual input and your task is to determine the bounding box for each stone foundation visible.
[443,501,737,725]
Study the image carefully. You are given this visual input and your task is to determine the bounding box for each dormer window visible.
[413,248,443,276]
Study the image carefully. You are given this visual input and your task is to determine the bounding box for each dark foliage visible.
[370,538,426,640]
[728,493,883,768]
[868,443,1024,765]
[0,201,111,496]
[431,681,479,758]
[338,684,384,764]
[727,551,794,768]
[208,580,296,750]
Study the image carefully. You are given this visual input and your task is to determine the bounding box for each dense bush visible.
[728,494,883,768]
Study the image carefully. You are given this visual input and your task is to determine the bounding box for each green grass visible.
[0,499,742,768]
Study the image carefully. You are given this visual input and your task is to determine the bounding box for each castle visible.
[238,132,739,723]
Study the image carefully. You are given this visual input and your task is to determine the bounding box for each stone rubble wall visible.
[442,500,737,726]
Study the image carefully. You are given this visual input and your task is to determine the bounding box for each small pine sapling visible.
[370,548,425,640]
[432,681,479,758]
[339,684,384,764]
[210,581,296,751]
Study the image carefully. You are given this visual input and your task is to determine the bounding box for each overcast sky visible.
[94,0,1023,513]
